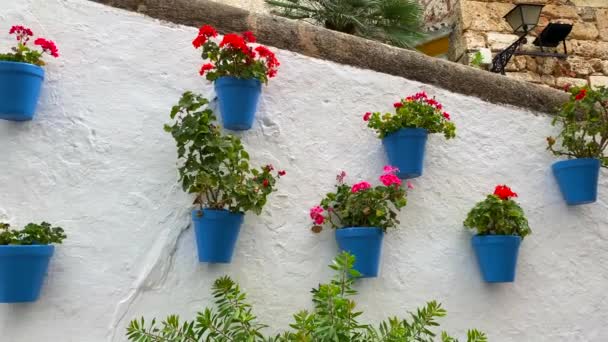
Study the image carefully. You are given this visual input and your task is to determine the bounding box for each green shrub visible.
[547,85,608,167]
[164,92,285,214]
[464,185,531,238]
[0,222,66,245]
[265,0,424,48]
[127,252,487,342]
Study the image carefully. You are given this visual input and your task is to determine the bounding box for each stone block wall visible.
[450,0,608,89]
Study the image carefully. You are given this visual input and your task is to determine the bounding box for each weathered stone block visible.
[567,56,595,76]
[463,30,487,49]
[589,58,605,73]
[506,55,527,71]
[571,0,608,7]
[537,57,557,75]
[541,74,556,87]
[525,56,538,73]
[589,75,608,88]
[507,71,542,83]
[556,76,588,88]
[461,1,513,32]
[542,5,580,20]
[487,32,518,50]
[598,9,608,41]
[577,7,596,21]
[567,40,608,59]
[570,22,599,40]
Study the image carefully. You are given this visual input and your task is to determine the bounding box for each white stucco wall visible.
[1,1,607,341]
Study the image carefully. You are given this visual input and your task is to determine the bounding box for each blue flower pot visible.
[0,61,45,121]
[472,235,521,283]
[214,76,261,131]
[552,158,600,205]
[335,227,384,278]
[192,209,244,263]
[0,245,54,302]
[382,128,428,179]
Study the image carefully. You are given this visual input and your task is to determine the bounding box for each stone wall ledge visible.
[92,0,568,114]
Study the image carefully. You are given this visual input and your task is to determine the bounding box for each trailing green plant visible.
[0,25,59,66]
[469,51,484,69]
[192,24,279,83]
[309,166,410,232]
[547,85,608,167]
[165,92,285,214]
[464,185,531,239]
[265,0,424,48]
[0,222,66,245]
[126,252,488,342]
[365,92,456,139]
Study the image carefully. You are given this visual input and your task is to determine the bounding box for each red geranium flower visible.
[243,31,256,43]
[394,102,403,108]
[575,88,587,101]
[278,170,286,176]
[363,112,371,121]
[198,25,218,38]
[220,34,249,53]
[443,112,450,120]
[263,179,269,188]
[493,185,517,200]
[34,38,59,57]
[9,25,33,37]
[192,35,206,48]
[255,46,279,77]
[199,63,214,76]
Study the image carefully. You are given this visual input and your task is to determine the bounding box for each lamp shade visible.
[504,4,544,34]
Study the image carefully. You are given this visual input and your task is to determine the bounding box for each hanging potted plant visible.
[0,221,66,302]
[464,185,531,283]
[192,25,279,131]
[165,91,285,263]
[364,92,456,179]
[309,166,411,277]
[547,85,607,205]
[0,25,59,121]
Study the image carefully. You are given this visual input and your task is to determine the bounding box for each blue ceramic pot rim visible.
[0,244,54,256]
[472,235,521,245]
[552,158,600,171]
[214,76,261,88]
[384,128,428,138]
[192,208,245,219]
[335,227,383,237]
[0,60,44,78]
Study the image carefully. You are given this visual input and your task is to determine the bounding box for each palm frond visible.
[266,0,424,48]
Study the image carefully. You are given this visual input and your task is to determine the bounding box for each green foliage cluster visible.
[0,222,66,245]
[315,174,407,232]
[0,43,45,66]
[547,85,608,167]
[265,0,424,48]
[469,51,484,69]
[127,252,487,342]
[165,92,284,214]
[366,93,456,139]
[463,195,531,239]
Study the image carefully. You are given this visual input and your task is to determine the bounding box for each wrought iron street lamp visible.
[504,4,543,34]
[490,4,572,75]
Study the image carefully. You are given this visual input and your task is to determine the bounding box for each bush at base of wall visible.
[127,252,488,342]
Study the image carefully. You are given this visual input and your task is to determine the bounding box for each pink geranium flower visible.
[351,181,372,193]
[382,165,399,175]
[379,174,402,187]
